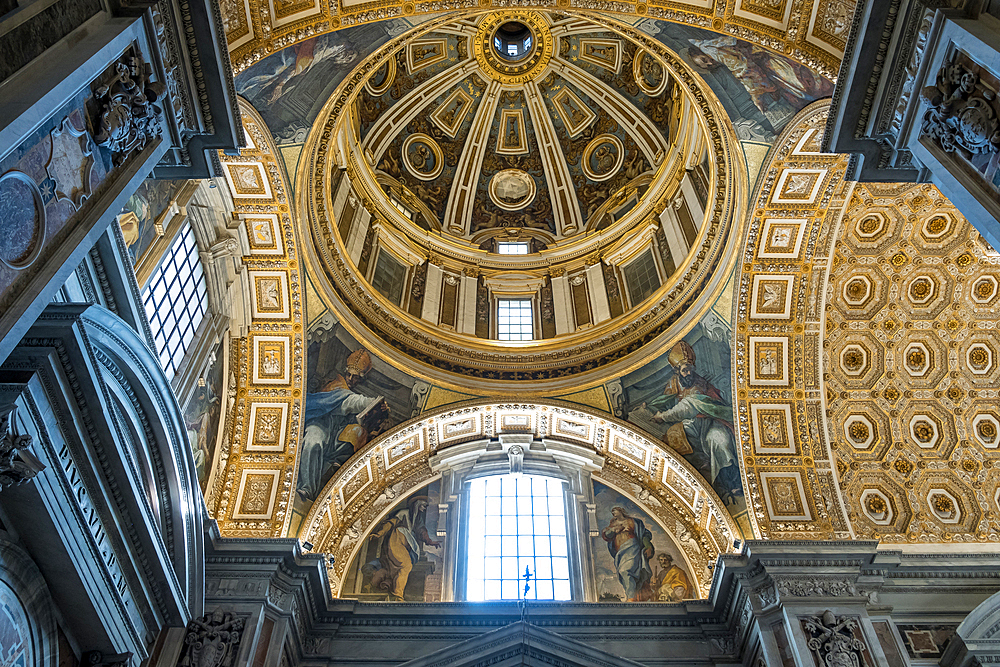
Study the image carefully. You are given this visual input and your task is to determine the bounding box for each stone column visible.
[585,260,611,324]
[659,201,689,266]
[549,269,573,335]
[421,262,444,324]
[457,268,479,335]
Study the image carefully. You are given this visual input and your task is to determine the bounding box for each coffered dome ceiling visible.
[298,11,744,391]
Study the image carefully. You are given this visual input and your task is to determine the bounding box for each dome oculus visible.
[493,22,534,61]
[474,12,552,84]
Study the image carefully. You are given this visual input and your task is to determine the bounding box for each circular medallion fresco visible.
[634,50,667,96]
[402,134,443,181]
[0,171,45,270]
[582,134,625,182]
[489,169,536,210]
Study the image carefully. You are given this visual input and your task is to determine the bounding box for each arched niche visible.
[0,539,59,667]
[299,401,739,601]
[82,306,204,620]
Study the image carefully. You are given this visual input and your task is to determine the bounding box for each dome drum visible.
[300,11,745,389]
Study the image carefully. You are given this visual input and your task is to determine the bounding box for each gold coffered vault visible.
[209,6,1000,550]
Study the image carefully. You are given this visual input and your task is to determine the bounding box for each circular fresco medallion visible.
[365,58,397,96]
[582,134,625,182]
[633,50,667,96]
[401,133,444,181]
[0,171,45,270]
[489,169,536,211]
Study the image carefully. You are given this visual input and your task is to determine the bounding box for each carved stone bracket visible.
[0,407,45,491]
[82,651,133,667]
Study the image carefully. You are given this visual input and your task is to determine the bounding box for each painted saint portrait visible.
[592,481,694,602]
[297,311,430,504]
[622,310,744,512]
[117,178,185,265]
[341,481,446,602]
[236,21,414,144]
[635,19,834,140]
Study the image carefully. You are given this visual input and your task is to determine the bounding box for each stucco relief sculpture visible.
[93,51,166,165]
[180,611,244,667]
[921,57,1000,160]
[802,611,869,667]
[0,409,44,491]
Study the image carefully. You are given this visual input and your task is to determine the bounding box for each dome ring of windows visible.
[300,11,746,390]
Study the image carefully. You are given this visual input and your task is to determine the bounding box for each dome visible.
[300,11,745,390]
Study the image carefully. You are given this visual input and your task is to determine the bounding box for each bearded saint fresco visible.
[686,36,834,129]
[341,482,445,602]
[298,347,389,501]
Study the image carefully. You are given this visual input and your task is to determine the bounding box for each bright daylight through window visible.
[496,299,533,341]
[466,475,571,601]
[142,224,209,380]
[497,242,529,255]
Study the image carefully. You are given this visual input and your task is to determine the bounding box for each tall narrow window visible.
[371,250,406,306]
[466,475,571,601]
[497,299,533,341]
[623,249,661,306]
[142,224,209,380]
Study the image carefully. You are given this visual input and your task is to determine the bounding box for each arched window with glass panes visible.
[339,435,626,603]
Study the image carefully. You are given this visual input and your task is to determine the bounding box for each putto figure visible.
[601,506,655,601]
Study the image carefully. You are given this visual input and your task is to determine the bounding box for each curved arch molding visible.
[299,400,741,598]
[732,100,853,540]
[211,100,305,538]
[222,7,847,82]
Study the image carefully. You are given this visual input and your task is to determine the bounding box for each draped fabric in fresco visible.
[236,17,833,155]
[341,481,446,601]
[235,20,417,144]
[118,178,187,264]
[635,19,833,141]
[184,339,225,490]
[593,481,695,602]
[338,478,696,603]
[294,303,434,536]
